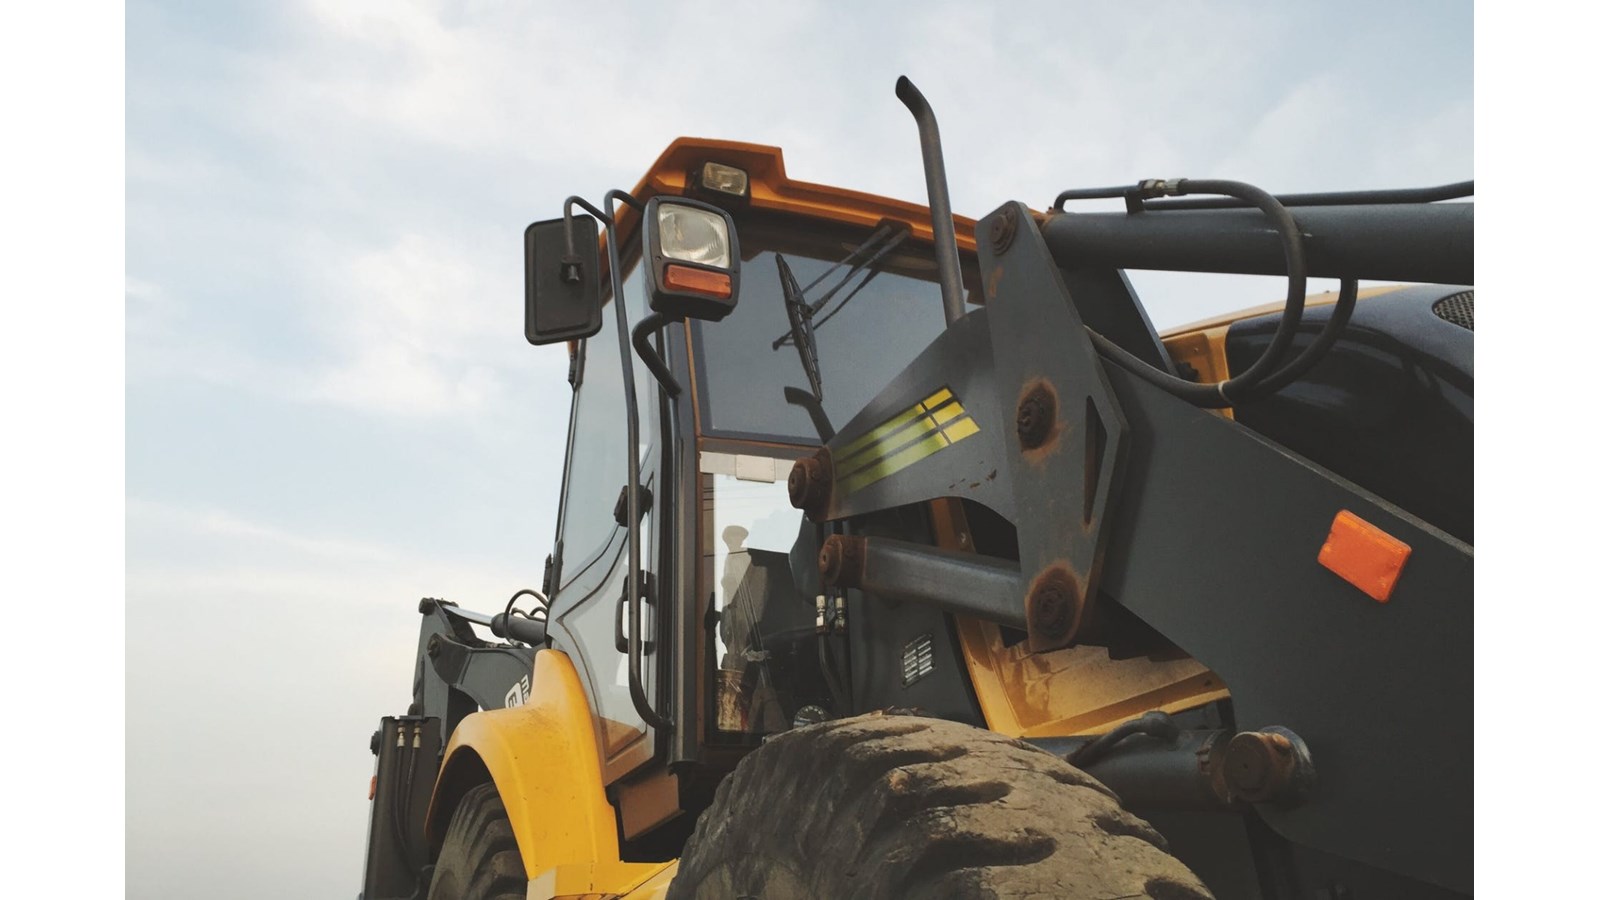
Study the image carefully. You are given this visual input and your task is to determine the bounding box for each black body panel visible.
[1226,285,1474,543]
[845,506,986,726]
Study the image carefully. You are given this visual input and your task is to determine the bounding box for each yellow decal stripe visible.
[831,386,980,496]
[941,415,980,443]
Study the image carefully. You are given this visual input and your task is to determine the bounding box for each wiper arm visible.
[770,224,911,350]
[776,253,824,402]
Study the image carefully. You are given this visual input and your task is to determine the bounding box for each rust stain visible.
[1025,560,1083,649]
[986,263,1005,301]
[1016,377,1064,465]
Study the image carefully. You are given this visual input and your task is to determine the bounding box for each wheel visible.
[669,713,1213,899]
[426,782,527,900]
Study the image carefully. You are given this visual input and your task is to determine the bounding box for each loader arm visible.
[787,199,1473,893]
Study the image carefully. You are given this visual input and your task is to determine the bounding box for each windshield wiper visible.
[776,253,824,402]
[770,223,911,351]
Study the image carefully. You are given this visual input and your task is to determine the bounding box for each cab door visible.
[544,262,666,783]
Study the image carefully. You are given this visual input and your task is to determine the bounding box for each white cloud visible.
[127,499,534,899]
[302,232,519,416]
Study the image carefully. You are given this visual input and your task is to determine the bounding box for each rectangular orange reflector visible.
[369,775,377,800]
[663,264,731,298]
[1318,510,1412,603]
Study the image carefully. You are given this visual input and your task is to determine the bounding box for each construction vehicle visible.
[360,78,1472,899]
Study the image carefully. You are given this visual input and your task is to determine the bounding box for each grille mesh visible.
[1432,291,1473,331]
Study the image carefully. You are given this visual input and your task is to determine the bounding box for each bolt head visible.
[1025,565,1080,643]
[1224,731,1297,803]
[1015,382,1057,451]
[787,452,832,518]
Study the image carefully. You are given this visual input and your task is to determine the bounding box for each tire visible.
[669,713,1213,899]
[426,782,527,900]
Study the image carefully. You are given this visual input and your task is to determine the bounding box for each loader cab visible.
[533,140,988,837]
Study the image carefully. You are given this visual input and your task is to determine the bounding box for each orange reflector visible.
[663,264,732,298]
[369,775,377,800]
[1318,510,1411,603]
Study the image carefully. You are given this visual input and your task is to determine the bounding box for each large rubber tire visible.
[426,782,527,900]
[669,713,1213,899]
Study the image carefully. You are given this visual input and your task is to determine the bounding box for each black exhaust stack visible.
[896,76,966,326]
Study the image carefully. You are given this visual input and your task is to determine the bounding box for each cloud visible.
[301,232,520,416]
[127,498,539,898]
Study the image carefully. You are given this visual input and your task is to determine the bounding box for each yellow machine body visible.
[425,650,671,898]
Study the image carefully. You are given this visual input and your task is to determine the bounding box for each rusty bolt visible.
[1223,730,1298,804]
[426,634,442,659]
[818,534,867,588]
[1015,382,1057,452]
[1025,565,1080,643]
[788,450,833,519]
[990,207,1018,255]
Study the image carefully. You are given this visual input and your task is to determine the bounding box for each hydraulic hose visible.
[1084,179,1309,408]
[1247,277,1360,396]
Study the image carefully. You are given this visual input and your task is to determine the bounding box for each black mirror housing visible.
[640,196,741,322]
[524,215,604,345]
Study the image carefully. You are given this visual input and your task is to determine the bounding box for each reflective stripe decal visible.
[834,386,980,496]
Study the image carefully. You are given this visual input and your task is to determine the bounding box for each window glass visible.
[693,218,970,444]
[558,264,655,583]
[701,471,821,736]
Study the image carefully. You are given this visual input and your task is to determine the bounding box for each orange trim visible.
[663,264,732,298]
[633,138,982,250]
[1318,510,1412,603]
[576,136,989,360]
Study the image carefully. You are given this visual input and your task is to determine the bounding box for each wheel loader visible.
[359,78,1473,899]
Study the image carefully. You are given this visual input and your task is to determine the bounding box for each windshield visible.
[691,214,974,444]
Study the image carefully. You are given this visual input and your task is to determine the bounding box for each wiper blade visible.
[776,253,824,402]
[771,224,911,350]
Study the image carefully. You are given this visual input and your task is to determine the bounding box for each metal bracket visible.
[977,201,1130,652]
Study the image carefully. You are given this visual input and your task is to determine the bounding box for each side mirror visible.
[640,196,741,322]
[524,215,603,345]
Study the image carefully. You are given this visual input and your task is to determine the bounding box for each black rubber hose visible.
[1246,278,1360,396]
[1143,180,1473,211]
[1066,710,1180,769]
[1085,179,1308,408]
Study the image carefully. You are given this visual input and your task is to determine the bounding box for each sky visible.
[118,3,1474,897]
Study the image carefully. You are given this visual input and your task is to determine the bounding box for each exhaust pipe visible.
[896,76,966,326]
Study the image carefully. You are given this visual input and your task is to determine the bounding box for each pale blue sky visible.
[124,2,1472,896]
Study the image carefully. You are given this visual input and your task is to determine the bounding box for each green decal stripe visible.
[835,397,967,481]
[836,411,982,494]
[838,430,952,495]
[834,403,928,460]
[835,414,938,481]
[833,387,959,461]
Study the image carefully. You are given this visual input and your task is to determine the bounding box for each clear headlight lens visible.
[657,204,730,269]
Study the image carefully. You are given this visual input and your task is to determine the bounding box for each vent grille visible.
[1432,290,1473,331]
[901,633,935,687]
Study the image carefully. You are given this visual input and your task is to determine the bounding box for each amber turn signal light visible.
[663,264,732,299]
[1317,509,1411,603]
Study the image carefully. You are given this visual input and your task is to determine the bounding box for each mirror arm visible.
[632,313,682,398]
[560,195,612,284]
[602,189,673,732]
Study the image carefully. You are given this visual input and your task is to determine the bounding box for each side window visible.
[556,264,654,585]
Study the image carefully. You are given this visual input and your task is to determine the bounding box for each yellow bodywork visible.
[426,650,670,899]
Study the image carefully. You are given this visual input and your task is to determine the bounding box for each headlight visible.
[657,203,730,268]
[699,162,750,198]
[641,195,741,322]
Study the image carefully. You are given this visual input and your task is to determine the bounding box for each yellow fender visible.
[424,649,670,898]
